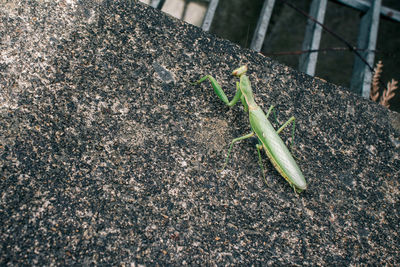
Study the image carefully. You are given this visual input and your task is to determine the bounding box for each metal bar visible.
[299,0,327,76]
[350,0,382,97]
[151,0,166,9]
[334,0,400,22]
[250,0,276,52]
[201,0,219,31]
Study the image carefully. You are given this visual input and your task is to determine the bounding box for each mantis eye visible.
[232,65,248,77]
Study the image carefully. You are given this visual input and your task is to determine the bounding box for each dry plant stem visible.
[371,61,383,102]
[380,79,399,108]
[370,61,399,109]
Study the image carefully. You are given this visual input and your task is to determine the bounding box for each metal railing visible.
[150,0,400,98]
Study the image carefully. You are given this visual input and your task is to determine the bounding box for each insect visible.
[191,65,307,192]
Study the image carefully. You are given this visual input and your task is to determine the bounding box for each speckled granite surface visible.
[1,1,399,265]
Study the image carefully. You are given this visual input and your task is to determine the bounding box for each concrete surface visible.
[1,1,399,265]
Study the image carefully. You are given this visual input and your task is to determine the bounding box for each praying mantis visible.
[191,66,307,192]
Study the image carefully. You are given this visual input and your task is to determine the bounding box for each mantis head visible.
[232,65,248,77]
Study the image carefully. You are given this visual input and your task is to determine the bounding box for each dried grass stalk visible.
[380,79,398,108]
[370,60,383,102]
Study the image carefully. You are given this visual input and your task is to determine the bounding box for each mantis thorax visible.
[232,66,258,110]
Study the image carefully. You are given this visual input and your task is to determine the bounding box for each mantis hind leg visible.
[266,105,296,150]
[265,105,278,122]
[219,132,255,172]
[256,143,268,185]
[277,116,296,150]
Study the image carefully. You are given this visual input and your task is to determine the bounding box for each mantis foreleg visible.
[238,82,249,112]
[192,75,242,107]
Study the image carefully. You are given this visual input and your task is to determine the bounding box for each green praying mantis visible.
[191,65,307,192]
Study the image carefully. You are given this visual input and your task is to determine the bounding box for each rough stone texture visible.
[1,1,399,265]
